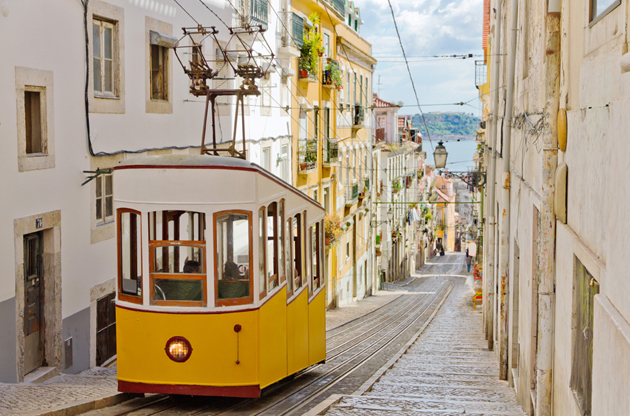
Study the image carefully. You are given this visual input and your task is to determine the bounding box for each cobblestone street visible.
[322,267,526,416]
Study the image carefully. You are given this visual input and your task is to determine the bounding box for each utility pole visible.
[484,0,502,350]
[536,0,561,413]
[498,0,519,381]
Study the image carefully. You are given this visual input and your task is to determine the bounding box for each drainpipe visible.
[484,0,502,349]
[536,0,561,413]
[498,0,519,381]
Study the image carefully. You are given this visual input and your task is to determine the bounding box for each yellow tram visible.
[113,155,326,397]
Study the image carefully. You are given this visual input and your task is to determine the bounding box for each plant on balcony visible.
[324,214,343,245]
[299,13,324,78]
[324,59,343,91]
[392,180,402,194]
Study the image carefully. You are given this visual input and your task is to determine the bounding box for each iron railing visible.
[326,0,345,18]
[346,183,359,204]
[324,140,339,164]
[250,0,268,28]
[475,60,487,87]
[299,139,317,171]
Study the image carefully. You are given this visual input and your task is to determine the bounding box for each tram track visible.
[243,282,454,416]
[87,255,463,416]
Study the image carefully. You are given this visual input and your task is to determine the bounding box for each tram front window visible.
[216,212,252,305]
[149,211,206,306]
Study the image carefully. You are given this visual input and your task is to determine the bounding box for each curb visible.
[302,394,344,416]
[24,392,139,416]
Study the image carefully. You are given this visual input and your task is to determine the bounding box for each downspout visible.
[536,0,561,413]
[484,0,502,349]
[498,0,519,381]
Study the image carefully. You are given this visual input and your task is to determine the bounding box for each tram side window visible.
[216,212,252,305]
[312,222,321,291]
[319,220,324,288]
[149,211,206,306]
[258,208,267,299]
[285,218,293,296]
[278,200,285,284]
[307,227,313,294]
[293,215,302,290]
[267,202,278,291]
[302,212,309,287]
[119,210,142,302]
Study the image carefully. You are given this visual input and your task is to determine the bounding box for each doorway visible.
[96,293,116,366]
[24,232,44,375]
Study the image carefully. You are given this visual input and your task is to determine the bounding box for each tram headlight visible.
[165,336,193,362]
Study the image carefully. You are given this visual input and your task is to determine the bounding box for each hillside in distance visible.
[412,112,481,138]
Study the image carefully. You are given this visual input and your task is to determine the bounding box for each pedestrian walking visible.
[466,255,472,273]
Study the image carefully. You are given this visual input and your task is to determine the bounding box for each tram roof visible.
[115,154,254,169]
[115,154,324,210]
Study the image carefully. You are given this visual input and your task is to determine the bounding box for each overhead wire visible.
[386,0,433,153]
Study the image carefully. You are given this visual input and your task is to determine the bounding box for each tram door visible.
[24,232,44,374]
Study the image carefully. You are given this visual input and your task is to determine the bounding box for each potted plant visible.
[299,45,311,78]
[324,59,343,91]
[324,214,343,245]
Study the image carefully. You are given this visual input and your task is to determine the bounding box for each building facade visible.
[481,0,630,414]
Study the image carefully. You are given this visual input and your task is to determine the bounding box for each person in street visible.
[466,255,472,273]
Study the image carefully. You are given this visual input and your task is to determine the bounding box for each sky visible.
[359,0,484,117]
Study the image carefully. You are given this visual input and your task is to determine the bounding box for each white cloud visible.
[359,0,483,115]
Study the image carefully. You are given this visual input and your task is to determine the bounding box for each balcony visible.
[250,0,268,29]
[279,11,303,56]
[323,139,339,167]
[324,0,345,18]
[345,183,359,207]
[298,139,317,174]
[359,178,369,200]
[352,104,365,129]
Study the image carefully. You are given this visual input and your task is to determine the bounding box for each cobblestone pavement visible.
[323,259,526,416]
[0,366,118,416]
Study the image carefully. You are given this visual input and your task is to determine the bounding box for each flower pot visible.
[325,237,331,245]
[299,70,308,78]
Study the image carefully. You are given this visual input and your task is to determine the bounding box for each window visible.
[149,211,206,306]
[262,147,271,171]
[258,207,267,299]
[24,89,44,155]
[303,212,309,287]
[93,19,115,96]
[261,77,271,109]
[359,75,363,106]
[281,145,289,181]
[353,149,357,180]
[285,218,293,296]
[278,200,285,284]
[590,0,620,22]
[311,222,322,291]
[570,258,599,416]
[118,209,142,304]
[215,211,253,306]
[323,33,330,59]
[267,202,278,291]
[292,215,302,290]
[96,173,113,225]
[353,73,357,104]
[150,44,168,101]
[346,73,351,104]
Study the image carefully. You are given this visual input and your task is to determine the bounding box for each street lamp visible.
[433,141,487,189]
[433,141,448,169]
[370,207,394,228]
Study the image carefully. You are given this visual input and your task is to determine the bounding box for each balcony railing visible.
[298,139,317,172]
[475,60,487,87]
[324,140,339,165]
[325,0,345,18]
[345,183,359,206]
[279,11,303,48]
[250,0,268,28]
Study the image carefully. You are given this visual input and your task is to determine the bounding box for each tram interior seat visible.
[218,280,249,299]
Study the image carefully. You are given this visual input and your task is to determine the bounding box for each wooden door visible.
[24,232,44,374]
[96,293,116,366]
